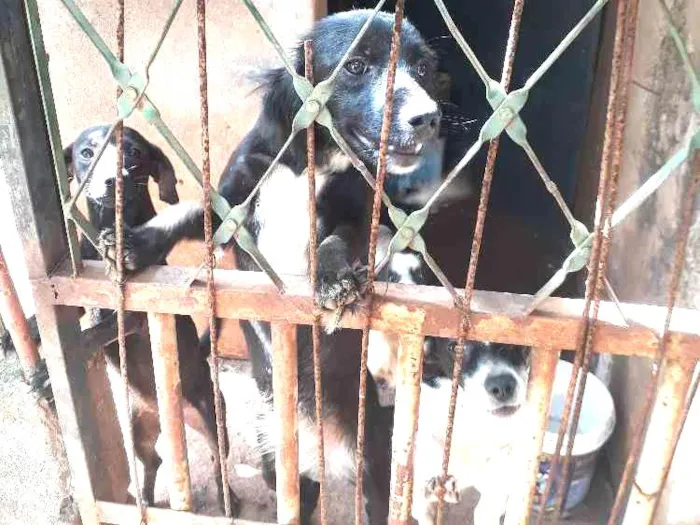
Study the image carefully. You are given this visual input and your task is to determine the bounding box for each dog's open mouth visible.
[353,131,424,170]
[490,405,521,418]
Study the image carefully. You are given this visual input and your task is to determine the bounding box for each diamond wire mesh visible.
[24,0,700,523]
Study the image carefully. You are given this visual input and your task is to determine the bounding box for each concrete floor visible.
[0,353,613,525]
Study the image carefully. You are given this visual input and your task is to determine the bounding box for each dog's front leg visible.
[99,201,208,273]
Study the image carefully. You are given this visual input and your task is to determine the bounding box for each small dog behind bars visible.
[412,339,530,525]
[9,125,236,511]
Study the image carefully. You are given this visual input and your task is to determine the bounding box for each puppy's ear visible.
[149,145,179,204]
[62,144,74,183]
[257,47,304,132]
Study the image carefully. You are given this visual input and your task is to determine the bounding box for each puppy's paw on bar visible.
[425,475,460,504]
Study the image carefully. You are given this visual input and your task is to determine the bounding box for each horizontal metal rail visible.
[32,260,700,359]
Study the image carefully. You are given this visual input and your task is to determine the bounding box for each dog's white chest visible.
[254,165,326,277]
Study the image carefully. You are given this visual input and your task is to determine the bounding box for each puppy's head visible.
[63,125,178,214]
[264,11,440,175]
[425,339,530,418]
[316,11,440,174]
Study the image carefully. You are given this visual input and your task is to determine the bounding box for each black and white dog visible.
[414,339,530,525]
[97,10,442,523]
[16,125,236,510]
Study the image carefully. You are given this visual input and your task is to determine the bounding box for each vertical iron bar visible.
[0,2,129,520]
[541,0,639,519]
[304,39,328,525]
[271,322,300,525]
[388,333,425,525]
[436,1,526,522]
[621,358,696,525]
[113,0,147,519]
[147,313,193,511]
[196,0,233,516]
[610,152,700,525]
[355,2,405,523]
[503,348,560,525]
[650,366,700,521]
[0,245,40,378]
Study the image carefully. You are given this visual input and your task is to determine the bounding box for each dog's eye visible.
[80,148,94,159]
[416,61,428,77]
[128,147,142,158]
[344,58,367,76]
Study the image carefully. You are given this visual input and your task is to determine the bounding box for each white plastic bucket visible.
[533,359,616,513]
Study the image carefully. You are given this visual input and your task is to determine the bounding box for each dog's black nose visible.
[409,109,441,141]
[105,178,114,188]
[485,374,517,403]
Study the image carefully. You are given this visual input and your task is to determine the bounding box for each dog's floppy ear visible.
[62,144,74,183]
[256,47,304,132]
[149,144,179,204]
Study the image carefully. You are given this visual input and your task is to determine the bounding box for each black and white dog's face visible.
[425,339,530,417]
[306,10,441,175]
[64,125,178,213]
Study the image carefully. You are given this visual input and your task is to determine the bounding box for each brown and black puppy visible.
[17,125,236,512]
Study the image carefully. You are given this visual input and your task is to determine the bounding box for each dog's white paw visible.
[425,475,460,504]
[316,263,368,332]
[98,226,143,278]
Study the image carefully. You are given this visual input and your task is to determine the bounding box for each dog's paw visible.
[98,226,147,276]
[425,475,460,504]
[315,263,368,331]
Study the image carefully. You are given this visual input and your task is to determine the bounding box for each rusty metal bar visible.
[355,2,405,523]
[436,2,526,521]
[113,0,147,518]
[609,152,700,525]
[0,244,40,377]
[97,501,272,525]
[536,0,638,518]
[651,364,700,521]
[303,39,328,525]
[271,322,300,525]
[35,261,700,359]
[388,332,426,525]
[621,358,696,525]
[0,2,130,521]
[503,348,560,525]
[147,313,193,511]
[196,0,233,517]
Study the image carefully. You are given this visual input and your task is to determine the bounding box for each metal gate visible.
[0,0,698,523]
